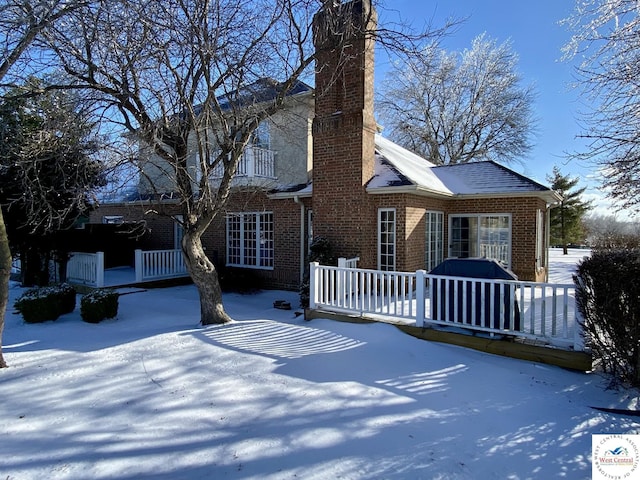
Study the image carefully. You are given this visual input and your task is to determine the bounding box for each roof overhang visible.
[367,185,562,205]
[267,190,312,200]
[366,184,453,198]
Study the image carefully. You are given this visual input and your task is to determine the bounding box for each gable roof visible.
[368,135,560,203]
[369,135,451,195]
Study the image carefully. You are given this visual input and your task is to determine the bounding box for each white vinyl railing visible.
[211,146,275,178]
[67,252,105,288]
[134,249,188,282]
[309,262,583,351]
[479,243,509,265]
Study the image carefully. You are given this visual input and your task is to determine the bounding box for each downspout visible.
[294,196,305,284]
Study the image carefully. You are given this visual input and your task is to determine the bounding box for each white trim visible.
[225,211,274,270]
[535,209,544,272]
[378,208,396,271]
[425,210,444,271]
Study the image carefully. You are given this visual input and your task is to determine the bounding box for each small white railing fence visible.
[309,262,584,351]
[67,252,105,288]
[211,146,275,178]
[479,243,509,265]
[134,249,188,282]
[65,249,189,287]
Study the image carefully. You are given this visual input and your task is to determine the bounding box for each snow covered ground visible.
[1,248,638,479]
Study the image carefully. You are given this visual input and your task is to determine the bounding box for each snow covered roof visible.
[369,135,560,202]
[368,135,452,195]
[432,162,556,197]
[271,134,560,203]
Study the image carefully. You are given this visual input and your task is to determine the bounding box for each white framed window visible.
[226,212,274,269]
[378,208,396,271]
[426,211,444,271]
[251,121,271,150]
[535,209,544,271]
[449,214,511,267]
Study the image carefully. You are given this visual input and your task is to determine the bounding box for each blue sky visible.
[374,1,633,220]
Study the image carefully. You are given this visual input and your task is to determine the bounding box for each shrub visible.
[219,267,263,293]
[80,289,119,323]
[300,236,336,308]
[574,249,640,387]
[14,283,77,323]
[57,283,77,314]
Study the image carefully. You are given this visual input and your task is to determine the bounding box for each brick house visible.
[90,0,560,289]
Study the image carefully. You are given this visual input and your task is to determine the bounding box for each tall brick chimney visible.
[312,0,378,266]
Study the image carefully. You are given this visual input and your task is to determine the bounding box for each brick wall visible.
[90,193,306,290]
[311,0,379,269]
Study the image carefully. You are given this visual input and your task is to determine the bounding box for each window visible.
[450,214,511,266]
[102,215,124,224]
[378,208,396,271]
[535,209,544,271]
[426,211,444,271]
[251,121,270,150]
[226,212,274,269]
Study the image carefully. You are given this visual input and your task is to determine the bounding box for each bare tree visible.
[0,0,92,367]
[36,0,445,325]
[583,214,640,249]
[562,0,640,214]
[377,33,537,165]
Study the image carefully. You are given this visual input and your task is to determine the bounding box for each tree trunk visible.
[0,209,12,368]
[182,229,232,325]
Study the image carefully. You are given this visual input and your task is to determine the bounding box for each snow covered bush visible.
[80,289,119,323]
[14,283,77,323]
[57,283,77,315]
[575,249,640,387]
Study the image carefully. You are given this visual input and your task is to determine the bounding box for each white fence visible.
[64,249,188,287]
[134,249,188,282]
[211,146,275,178]
[67,252,105,288]
[309,262,584,351]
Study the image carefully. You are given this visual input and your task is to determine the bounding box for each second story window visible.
[251,121,270,150]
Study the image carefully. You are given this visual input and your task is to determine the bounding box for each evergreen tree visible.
[0,79,106,285]
[547,166,591,254]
